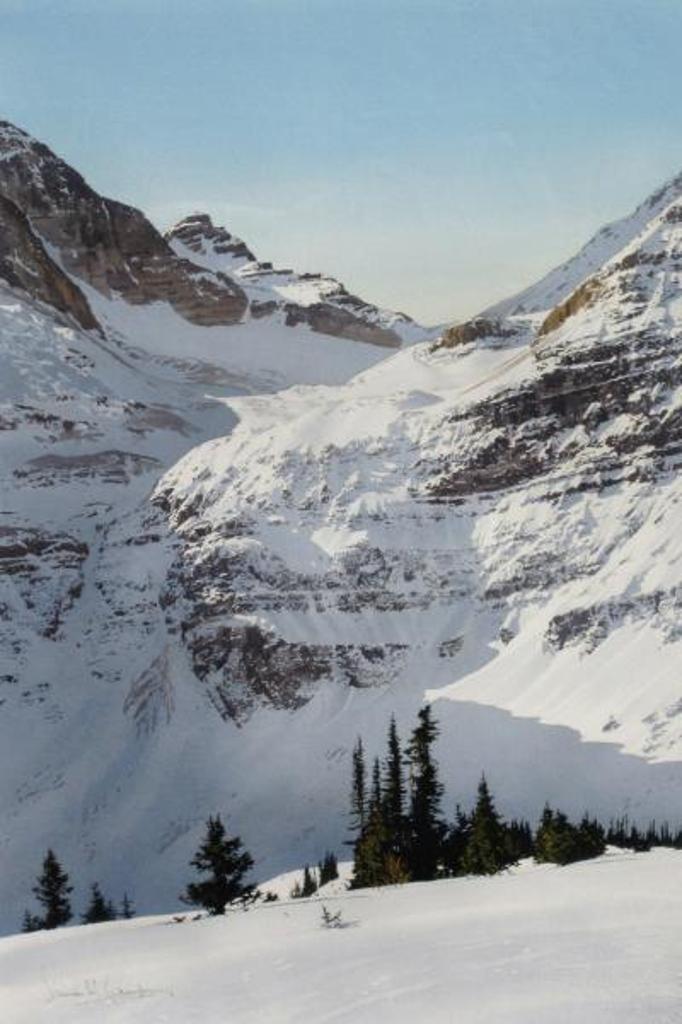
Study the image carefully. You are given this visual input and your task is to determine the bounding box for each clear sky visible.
[2,0,682,324]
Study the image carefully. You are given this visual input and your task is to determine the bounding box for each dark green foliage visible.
[318,851,339,887]
[346,708,673,893]
[349,738,367,837]
[506,819,534,862]
[120,892,135,919]
[299,865,318,897]
[442,805,471,876]
[31,849,73,929]
[382,716,407,858]
[406,706,445,881]
[351,758,391,888]
[21,910,43,933]
[82,882,116,924]
[460,776,515,876]
[290,864,318,899]
[181,815,255,915]
[534,806,606,865]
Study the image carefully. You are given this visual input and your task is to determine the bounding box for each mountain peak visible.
[166,213,256,270]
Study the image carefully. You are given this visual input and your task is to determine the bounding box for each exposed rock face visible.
[168,214,256,268]
[0,194,97,330]
[0,121,248,326]
[151,173,682,758]
[166,212,433,348]
[0,524,88,642]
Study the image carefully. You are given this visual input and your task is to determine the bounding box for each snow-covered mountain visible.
[2,118,682,935]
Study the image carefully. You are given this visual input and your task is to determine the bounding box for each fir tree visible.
[318,851,339,887]
[82,883,116,924]
[382,715,407,863]
[21,910,43,933]
[534,807,605,865]
[120,892,135,919]
[442,805,471,876]
[349,738,367,837]
[301,865,318,898]
[406,705,445,881]
[351,758,391,888]
[181,815,255,915]
[31,849,73,929]
[506,819,534,862]
[460,776,513,876]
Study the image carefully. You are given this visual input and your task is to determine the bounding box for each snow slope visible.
[3,850,682,1023]
[485,168,682,316]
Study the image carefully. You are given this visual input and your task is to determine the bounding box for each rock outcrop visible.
[0,121,248,327]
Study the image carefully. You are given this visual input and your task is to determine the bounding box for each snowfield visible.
[3,850,682,1023]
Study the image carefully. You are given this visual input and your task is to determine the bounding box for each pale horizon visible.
[2,0,682,323]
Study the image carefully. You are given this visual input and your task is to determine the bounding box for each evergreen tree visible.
[351,758,390,888]
[181,815,255,915]
[442,805,471,876]
[460,776,513,876]
[349,738,367,838]
[318,851,339,887]
[290,865,318,898]
[31,849,73,929]
[120,892,135,919]
[301,865,318,898]
[406,705,445,881]
[21,910,43,933]
[534,806,605,865]
[506,819,534,862]
[82,883,116,924]
[382,715,407,865]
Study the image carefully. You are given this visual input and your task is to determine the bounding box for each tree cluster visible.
[347,707,647,889]
[22,850,133,932]
[534,808,606,866]
[606,817,682,852]
[290,852,339,898]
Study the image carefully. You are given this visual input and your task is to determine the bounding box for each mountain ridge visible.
[1,120,682,933]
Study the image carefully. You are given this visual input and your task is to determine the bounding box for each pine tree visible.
[181,815,255,915]
[120,892,135,919]
[82,883,116,924]
[349,738,367,837]
[406,705,445,881]
[460,776,512,876]
[318,851,339,887]
[382,715,407,864]
[31,849,73,929]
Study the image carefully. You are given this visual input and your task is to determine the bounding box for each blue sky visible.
[2,0,682,322]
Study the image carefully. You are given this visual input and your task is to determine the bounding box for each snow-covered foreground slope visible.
[4,850,682,1023]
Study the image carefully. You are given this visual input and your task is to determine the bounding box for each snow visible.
[3,850,682,1023]
[486,169,682,317]
[166,214,436,347]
